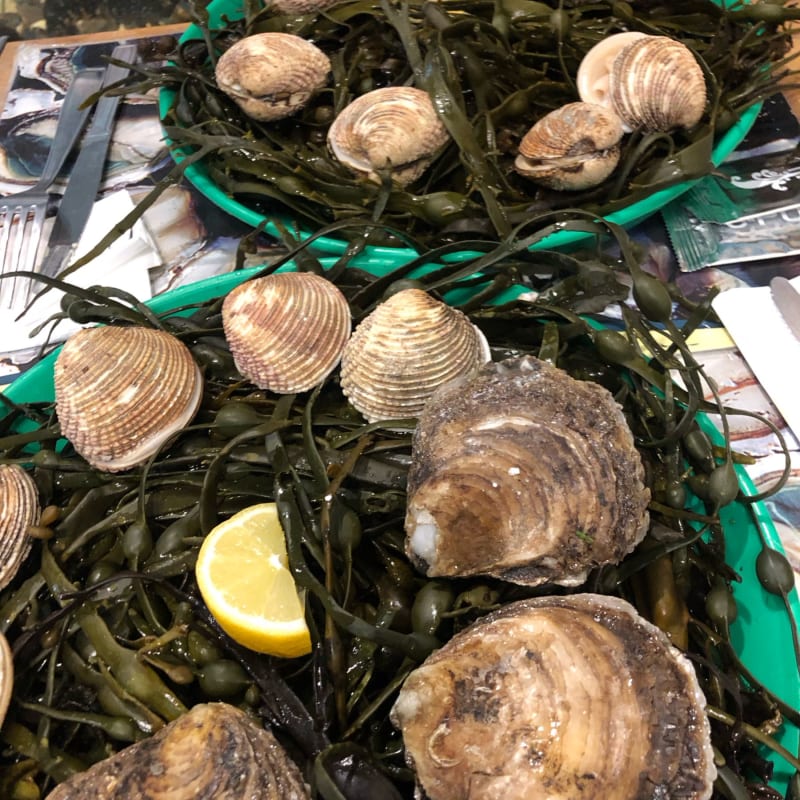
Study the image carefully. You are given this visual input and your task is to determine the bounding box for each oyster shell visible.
[0,463,40,590]
[391,593,716,800]
[327,87,450,185]
[404,355,650,585]
[215,33,331,122]
[339,288,490,423]
[0,632,13,731]
[514,101,624,190]
[46,702,311,799]
[54,326,203,473]
[222,272,351,393]
[579,34,707,132]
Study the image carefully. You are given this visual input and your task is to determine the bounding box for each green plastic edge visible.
[5,257,799,790]
[158,0,761,262]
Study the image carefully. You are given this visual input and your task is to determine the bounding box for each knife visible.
[770,276,800,342]
[30,44,139,292]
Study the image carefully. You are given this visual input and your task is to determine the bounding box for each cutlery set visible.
[0,43,137,311]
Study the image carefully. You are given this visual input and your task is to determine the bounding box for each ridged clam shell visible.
[0,633,12,731]
[340,289,490,423]
[608,35,707,131]
[47,703,310,799]
[215,33,331,121]
[577,31,648,109]
[222,272,351,394]
[0,463,39,591]
[514,101,624,190]
[404,355,650,586]
[55,327,203,473]
[328,87,450,185]
[391,594,715,800]
[272,0,341,11]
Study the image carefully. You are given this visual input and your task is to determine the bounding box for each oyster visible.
[46,702,311,799]
[215,33,331,122]
[54,326,203,473]
[339,288,490,423]
[0,632,12,730]
[404,355,650,585]
[222,272,351,393]
[327,87,450,185]
[579,34,707,132]
[390,593,716,800]
[514,101,624,190]
[0,463,40,590]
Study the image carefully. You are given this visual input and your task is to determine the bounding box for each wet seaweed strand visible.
[0,227,797,798]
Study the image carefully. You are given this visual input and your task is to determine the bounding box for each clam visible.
[404,355,650,586]
[327,87,450,185]
[514,101,624,190]
[46,702,311,799]
[0,463,40,590]
[579,34,707,132]
[576,31,649,108]
[54,326,203,473]
[222,272,351,393]
[271,0,341,11]
[339,288,490,423]
[0,632,12,731]
[215,33,331,122]
[391,593,716,800]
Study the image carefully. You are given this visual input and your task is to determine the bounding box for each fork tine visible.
[2,206,31,311]
[0,206,18,310]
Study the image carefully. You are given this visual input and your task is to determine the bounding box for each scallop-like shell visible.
[215,33,331,121]
[327,87,450,185]
[271,0,341,11]
[404,355,650,586]
[0,463,39,590]
[222,272,351,394]
[46,702,311,799]
[54,327,203,473]
[514,101,624,190]
[0,633,12,731]
[576,31,649,108]
[391,594,716,800]
[609,35,706,131]
[340,289,490,423]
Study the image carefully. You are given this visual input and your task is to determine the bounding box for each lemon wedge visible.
[195,503,312,658]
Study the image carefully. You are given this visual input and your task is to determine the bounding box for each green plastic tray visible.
[4,259,799,791]
[158,0,762,263]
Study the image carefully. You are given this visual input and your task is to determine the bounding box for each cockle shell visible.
[514,101,624,190]
[404,355,650,586]
[0,463,39,590]
[579,33,707,132]
[327,87,450,185]
[46,702,311,799]
[0,633,12,730]
[215,33,331,122]
[222,272,351,393]
[391,593,715,800]
[271,0,341,12]
[340,289,490,423]
[54,327,203,473]
[576,31,648,109]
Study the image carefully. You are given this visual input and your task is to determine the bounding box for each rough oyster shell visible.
[222,272,351,393]
[0,463,40,590]
[514,101,624,190]
[339,288,490,423]
[54,327,203,473]
[327,87,450,185]
[215,33,331,122]
[391,593,715,800]
[0,632,13,731]
[46,702,311,799]
[404,355,650,585]
[579,34,707,132]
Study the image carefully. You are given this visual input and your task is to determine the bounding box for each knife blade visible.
[770,276,800,342]
[32,44,139,290]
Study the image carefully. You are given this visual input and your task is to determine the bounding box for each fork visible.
[0,67,104,310]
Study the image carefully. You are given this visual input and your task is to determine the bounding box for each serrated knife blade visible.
[771,276,800,342]
[31,44,138,292]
